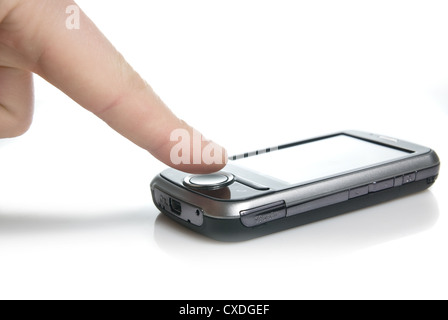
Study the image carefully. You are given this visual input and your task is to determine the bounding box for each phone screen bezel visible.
[228,130,432,191]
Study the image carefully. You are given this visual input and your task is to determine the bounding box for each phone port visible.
[169,198,182,215]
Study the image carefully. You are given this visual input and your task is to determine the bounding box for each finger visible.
[0,66,33,138]
[11,0,227,173]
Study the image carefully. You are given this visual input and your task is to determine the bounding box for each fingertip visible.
[154,126,228,174]
[173,142,228,174]
[172,162,227,175]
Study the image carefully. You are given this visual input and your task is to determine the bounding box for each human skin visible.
[0,0,227,173]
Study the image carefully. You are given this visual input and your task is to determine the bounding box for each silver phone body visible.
[151,131,440,241]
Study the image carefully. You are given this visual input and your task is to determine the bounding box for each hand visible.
[0,0,227,173]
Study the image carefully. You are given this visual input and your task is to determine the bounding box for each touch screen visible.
[233,135,411,185]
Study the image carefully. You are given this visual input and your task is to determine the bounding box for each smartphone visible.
[151,131,440,241]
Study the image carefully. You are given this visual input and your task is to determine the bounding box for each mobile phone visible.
[150,131,440,241]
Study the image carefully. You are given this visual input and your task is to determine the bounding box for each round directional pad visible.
[184,172,235,190]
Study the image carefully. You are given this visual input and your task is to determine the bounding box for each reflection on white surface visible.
[0,208,152,236]
[154,191,439,260]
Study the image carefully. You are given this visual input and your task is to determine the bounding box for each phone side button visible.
[369,178,394,192]
[240,201,286,227]
[349,185,369,199]
[394,176,404,187]
[403,172,416,184]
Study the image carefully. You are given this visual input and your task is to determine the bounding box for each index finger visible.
[16,0,227,173]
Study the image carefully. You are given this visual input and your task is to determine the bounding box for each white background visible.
[0,0,447,299]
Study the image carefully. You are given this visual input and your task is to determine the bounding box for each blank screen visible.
[233,135,411,185]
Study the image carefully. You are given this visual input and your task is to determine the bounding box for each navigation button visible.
[190,174,228,186]
[183,172,235,190]
[349,185,369,199]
